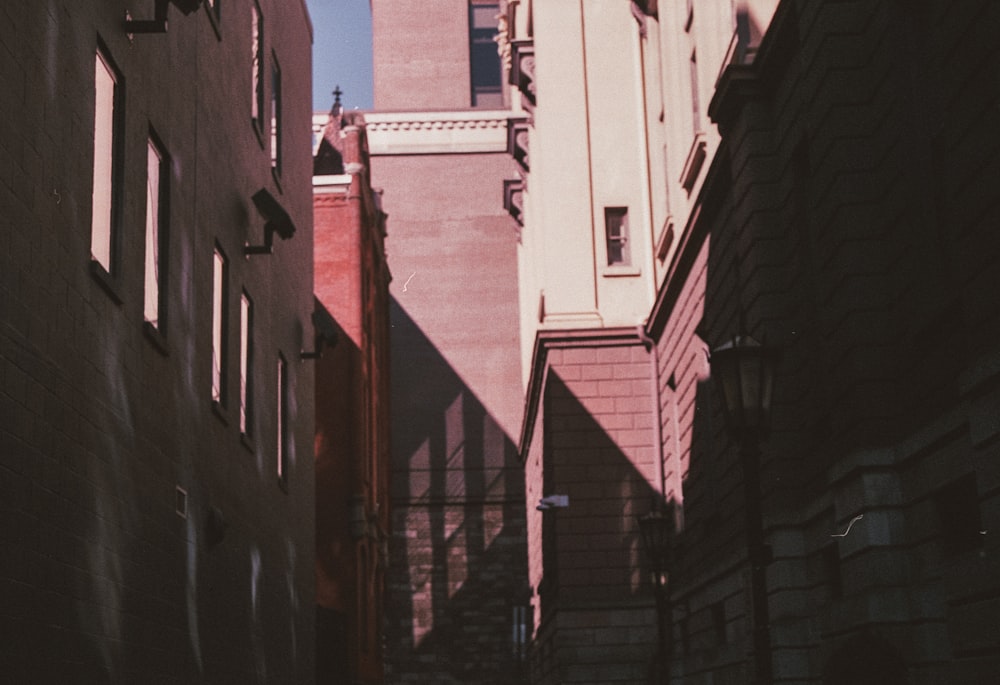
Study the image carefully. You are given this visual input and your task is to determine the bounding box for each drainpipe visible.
[637,325,665,498]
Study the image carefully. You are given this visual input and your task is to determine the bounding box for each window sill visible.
[89,260,122,304]
[206,7,222,41]
[602,265,642,278]
[240,432,255,454]
[680,131,707,192]
[656,216,676,264]
[142,321,170,356]
[252,119,266,149]
[211,400,229,425]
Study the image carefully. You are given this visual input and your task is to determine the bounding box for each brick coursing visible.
[654,0,1000,681]
[526,340,660,684]
[1,2,316,682]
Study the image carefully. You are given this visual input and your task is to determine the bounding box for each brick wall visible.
[650,0,1000,682]
[0,2,316,682]
[525,336,661,685]
[371,0,475,111]
[373,146,528,682]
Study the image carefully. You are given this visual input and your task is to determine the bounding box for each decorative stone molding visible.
[632,0,658,18]
[507,117,530,171]
[503,178,524,227]
[363,110,514,155]
[313,174,352,201]
[510,40,536,108]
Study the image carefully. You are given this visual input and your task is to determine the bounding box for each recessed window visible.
[212,247,229,405]
[604,207,630,266]
[251,2,264,130]
[239,291,254,436]
[822,542,843,599]
[91,47,122,275]
[469,2,502,108]
[277,353,289,484]
[935,473,983,557]
[711,601,727,646]
[690,49,701,135]
[144,135,169,331]
[270,54,282,175]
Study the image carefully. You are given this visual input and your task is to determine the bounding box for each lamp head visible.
[710,334,777,441]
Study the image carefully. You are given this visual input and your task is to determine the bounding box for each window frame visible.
[211,245,229,408]
[604,207,631,268]
[276,352,289,489]
[251,1,265,138]
[90,43,125,292]
[270,51,283,179]
[468,1,503,108]
[143,131,170,341]
[239,290,254,437]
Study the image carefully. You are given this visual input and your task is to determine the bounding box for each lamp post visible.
[638,504,674,685]
[710,334,777,685]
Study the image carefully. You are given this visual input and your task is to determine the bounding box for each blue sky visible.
[305,0,374,112]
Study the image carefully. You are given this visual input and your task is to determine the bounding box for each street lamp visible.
[710,334,777,440]
[710,333,777,685]
[638,504,674,684]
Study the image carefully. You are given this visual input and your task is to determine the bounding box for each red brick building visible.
[313,106,392,685]
[0,1,316,682]
[368,1,530,683]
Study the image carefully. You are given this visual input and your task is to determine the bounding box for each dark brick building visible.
[652,1,1000,681]
[513,0,1000,683]
[0,1,316,682]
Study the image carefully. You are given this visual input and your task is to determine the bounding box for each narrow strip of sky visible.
[306,0,374,112]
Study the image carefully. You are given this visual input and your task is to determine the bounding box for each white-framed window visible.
[604,207,631,266]
[91,47,121,273]
[144,135,168,330]
[211,247,228,405]
[239,291,253,436]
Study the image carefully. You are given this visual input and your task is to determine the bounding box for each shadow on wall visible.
[387,297,529,685]
[533,369,666,683]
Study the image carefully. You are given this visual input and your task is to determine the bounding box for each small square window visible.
[605,207,630,266]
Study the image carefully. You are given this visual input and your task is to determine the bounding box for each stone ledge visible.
[363,110,516,155]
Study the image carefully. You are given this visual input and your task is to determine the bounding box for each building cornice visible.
[363,110,516,155]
